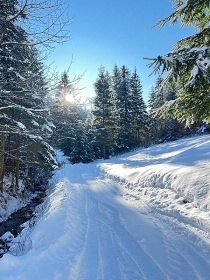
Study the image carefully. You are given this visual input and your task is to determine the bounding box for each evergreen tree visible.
[91,65,150,157]
[112,65,122,98]
[147,78,167,142]
[115,66,133,153]
[111,65,122,149]
[92,67,115,159]
[147,0,210,125]
[55,71,75,106]
[148,86,156,111]
[130,68,148,147]
[70,120,94,164]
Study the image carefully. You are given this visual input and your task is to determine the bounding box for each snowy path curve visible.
[1,148,210,279]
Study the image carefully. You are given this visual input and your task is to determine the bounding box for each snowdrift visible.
[101,135,210,232]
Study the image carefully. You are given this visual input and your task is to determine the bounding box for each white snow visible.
[31,119,39,127]
[15,72,25,81]
[16,121,26,130]
[41,124,53,133]
[0,177,30,223]
[1,135,210,279]
[175,1,188,12]
[190,65,199,79]
[1,232,14,242]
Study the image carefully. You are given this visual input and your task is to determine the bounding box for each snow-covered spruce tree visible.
[0,1,56,193]
[129,68,148,147]
[147,0,210,125]
[70,120,94,164]
[111,65,122,148]
[92,67,115,159]
[115,66,133,153]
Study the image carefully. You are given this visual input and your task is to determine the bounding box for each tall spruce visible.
[147,78,167,142]
[115,66,133,153]
[92,67,115,159]
[50,70,94,164]
[130,68,148,147]
[111,65,122,149]
[70,120,94,164]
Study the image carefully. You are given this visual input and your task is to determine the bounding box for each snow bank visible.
[101,135,210,233]
[0,177,29,223]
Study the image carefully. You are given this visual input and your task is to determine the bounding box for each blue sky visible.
[49,0,194,102]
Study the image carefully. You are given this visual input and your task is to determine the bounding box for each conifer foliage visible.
[92,67,115,159]
[115,66,133,152]
[130,69,148,146]
[148,77,186,142]
[147,0,210,125]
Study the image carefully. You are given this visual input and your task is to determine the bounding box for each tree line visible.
[50,66,198,164]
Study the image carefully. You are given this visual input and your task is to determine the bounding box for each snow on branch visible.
[155,0,209,29]
[145,45,210,90]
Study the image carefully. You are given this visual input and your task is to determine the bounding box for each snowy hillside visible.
[0,135,210,279]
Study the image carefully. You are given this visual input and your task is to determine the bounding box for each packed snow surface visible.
[1,135,210,279]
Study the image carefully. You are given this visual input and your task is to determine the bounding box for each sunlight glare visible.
[65,94,74,103]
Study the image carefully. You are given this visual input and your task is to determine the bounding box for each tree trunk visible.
[103,143,106,160]
[0,132,5,192]
[15,136,20,192]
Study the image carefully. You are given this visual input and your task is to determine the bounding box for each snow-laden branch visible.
[156,0,209,30]
[146,45,210,90]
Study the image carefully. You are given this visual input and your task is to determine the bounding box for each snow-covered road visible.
[1,135,210,279]
[56,172,210,280]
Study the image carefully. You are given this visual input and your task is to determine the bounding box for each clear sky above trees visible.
[49,0,194,102]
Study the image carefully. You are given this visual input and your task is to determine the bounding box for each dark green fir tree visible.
[92,67,115,159]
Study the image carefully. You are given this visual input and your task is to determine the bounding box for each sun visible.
[65,94,74,103]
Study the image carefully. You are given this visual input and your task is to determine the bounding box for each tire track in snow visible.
[126,196,210,280]
[66,188,150,280]
[153,217,210,280]
[96,204,146,280]
[73,191,101,280]
[88,174,210,280]
[80,194,168,280]
[104,171,210,279]
[48,167,210,280]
